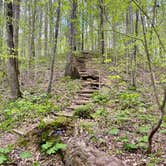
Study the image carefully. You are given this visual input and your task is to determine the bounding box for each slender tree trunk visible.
[31,0,36,58]
[81,2,84,51]
[89,7,94,51]
[44,2,48,56]
[38,9,43,56]
[48,0,54,58]
[47,0,61,94]
[28,0,36,73]
[0,0,4,55]
[13,0,21,75]
[132,9,139,88]
[125,10,130,76]
[128,3,136,88]
[65,0,80,79]
[5,0,21,99]
[141,15,166,153]
[99,0,105,60]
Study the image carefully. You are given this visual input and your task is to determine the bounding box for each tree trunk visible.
[65,0,80,79]
[5,0,21,99]
[13,0,21,75]
[47,0,61,94]
[28,0,36,71]
[81,2,84,51]
[132,9,139,88]
[128,3,136,88]
[44,2,48,56]
[0,0,4,55]
[99,0,105,60]
[30,0,36,58]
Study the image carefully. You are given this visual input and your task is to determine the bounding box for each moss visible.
[80,121,95,134]
[16,137,29,147]
[73,105,92,119]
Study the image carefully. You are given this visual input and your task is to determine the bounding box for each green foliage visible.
[160,129,166,134]
[0,146,12,154]
[108,75,121,80]
[104,58,112,63]
[138,136,148,143]
[117,91,142,108]
[92,92,109,104]
[80,121,95,134]
[117,136,129,143]
[123,143,138,151]
[0,154,8,164]
[116,112,129,122]
[92,108,107,118]
[109,128,119,135]
[41,141,67,155]
[19,151,32,159]
[0,93,55,131]
[73,105,92,119]
[0,146,12,164]
[137,126,150,134]
[33,161,40,166]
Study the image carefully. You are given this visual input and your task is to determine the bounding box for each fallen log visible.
[63,138,126,166]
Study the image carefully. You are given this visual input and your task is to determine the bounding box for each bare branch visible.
[131,0,166,53]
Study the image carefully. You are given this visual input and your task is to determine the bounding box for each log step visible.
[79,93,93,97]
[79,89,97,94]
[74,100,91,105]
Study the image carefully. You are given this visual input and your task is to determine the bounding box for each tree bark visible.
[47,0,61,94]
[13,0,21,75]
[28,0,36,72]
[99,0,105,60]
[5,0,21,99]
[65,0,80,79]
[141,15,166,154]
[44,2,48,56]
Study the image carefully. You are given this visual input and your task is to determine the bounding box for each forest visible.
[0,0,166,165]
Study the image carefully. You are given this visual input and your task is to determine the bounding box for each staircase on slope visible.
[67,53,101,111]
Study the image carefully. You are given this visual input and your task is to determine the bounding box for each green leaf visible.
[163,115,166,123]
[0,154,8,164]
[0,146,12,154]
[138,136,148,143]
[104,58,112,63]
[160,129,166,134]
[41,141,54,151]
[123,143,138,151]
[19,151,32,159]
[45,143,67,155]
[109,128,119,135]
[33,161,40,166]
[54,143,67,151]
[46,145,57,155]
[138,126,150,134]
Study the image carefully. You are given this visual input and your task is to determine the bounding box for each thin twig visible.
[131,0,166,53]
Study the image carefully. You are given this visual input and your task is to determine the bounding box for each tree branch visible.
[131,0,166,53]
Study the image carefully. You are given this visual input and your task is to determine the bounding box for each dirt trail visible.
[0,53,126,165]
[0,53,101,148]
[67,53,100,110]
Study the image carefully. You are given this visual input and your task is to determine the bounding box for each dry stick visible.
[131,0,166,53]
[141,15,166,153]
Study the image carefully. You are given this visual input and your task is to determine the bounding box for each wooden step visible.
[79,89,97,94]
[74,96,90,101]
[74,100,91,105]
[81,75,99,81]
[79,93,93,97]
